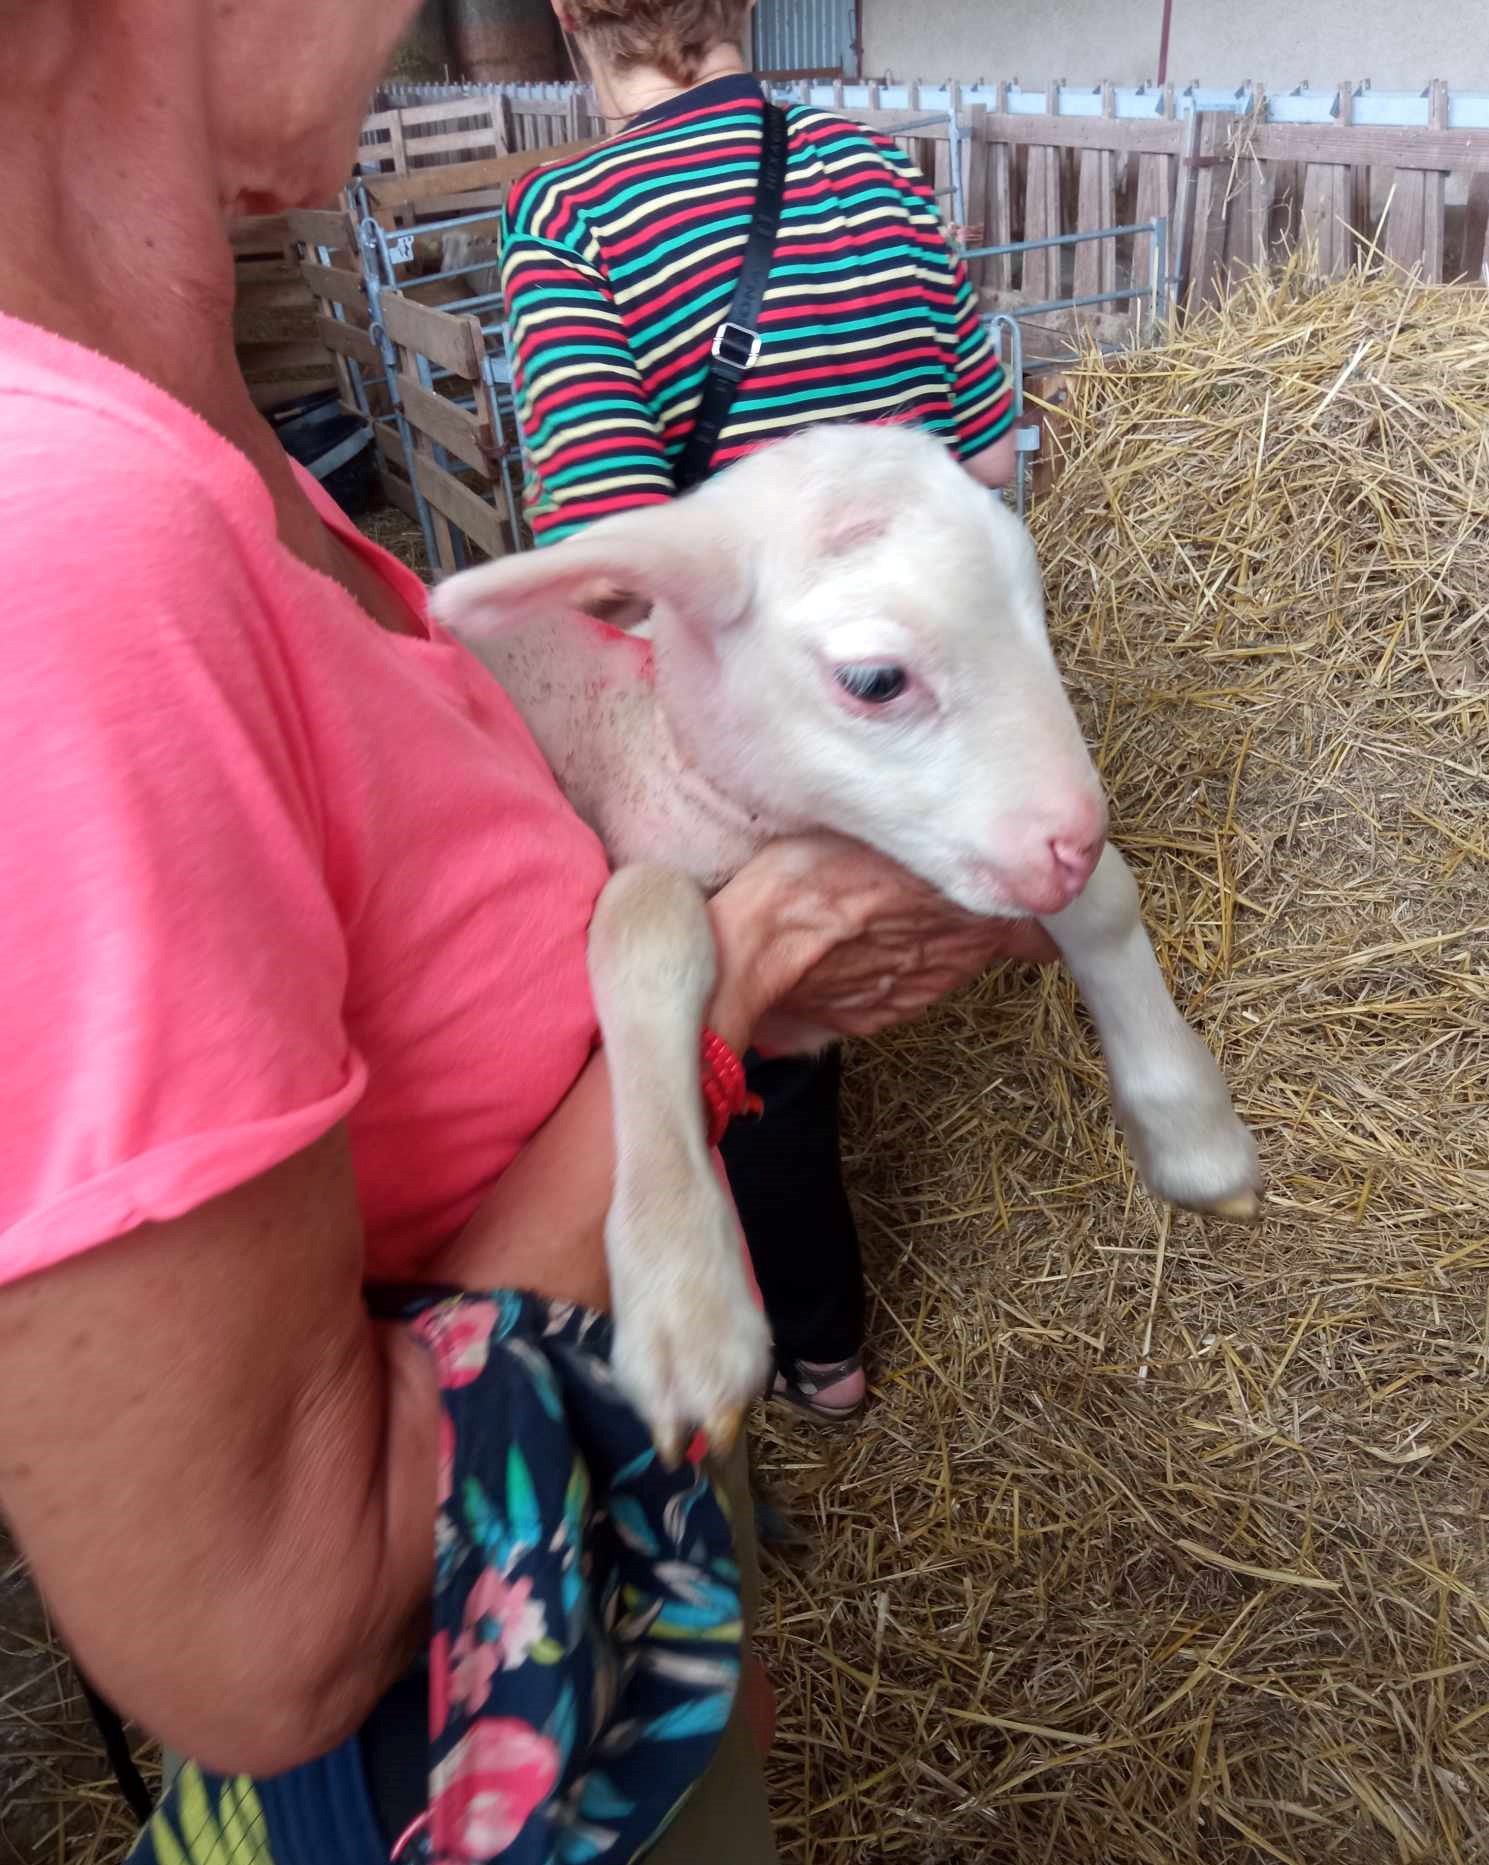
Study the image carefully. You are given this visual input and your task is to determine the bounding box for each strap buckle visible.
[711,320,762,375]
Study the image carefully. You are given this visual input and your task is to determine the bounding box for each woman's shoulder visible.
[505,96,768,241]
[0,313,297,743]
[0,309,275,593]
[503,132,640,244]
[786,103,924,169]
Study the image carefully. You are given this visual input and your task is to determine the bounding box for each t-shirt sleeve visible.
[943,253,1016,459]
[501,187,676,546]
[0,411,363,1284]
[879,140,1015,460]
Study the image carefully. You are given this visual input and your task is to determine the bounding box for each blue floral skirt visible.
[130,1291,744,1865]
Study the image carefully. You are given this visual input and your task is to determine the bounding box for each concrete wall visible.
[862,0,1489,91]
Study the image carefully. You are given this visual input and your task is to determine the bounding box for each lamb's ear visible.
[428,494,753,644]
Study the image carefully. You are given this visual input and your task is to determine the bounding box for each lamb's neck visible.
[647,702,785,888]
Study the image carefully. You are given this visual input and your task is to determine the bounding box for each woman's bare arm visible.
[0,840,1050,1774]
[965,429,1017,490]
[0,1128,438,1778]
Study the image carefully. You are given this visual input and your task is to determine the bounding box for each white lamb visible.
[430,423,1262,1456]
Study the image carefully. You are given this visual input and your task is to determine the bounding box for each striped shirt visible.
[500,74,1012,545]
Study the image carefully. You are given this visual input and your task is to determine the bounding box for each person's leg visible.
[645,1437,779,1865]
[719,1049,866,1415]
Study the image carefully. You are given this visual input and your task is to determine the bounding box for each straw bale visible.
[756,267,1489,1864]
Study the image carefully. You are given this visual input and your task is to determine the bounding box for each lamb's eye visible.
[835,663,907,704]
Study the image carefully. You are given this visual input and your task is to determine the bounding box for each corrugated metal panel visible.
[752,0,855,79]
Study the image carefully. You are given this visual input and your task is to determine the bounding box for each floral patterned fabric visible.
[129,1290,744,1865]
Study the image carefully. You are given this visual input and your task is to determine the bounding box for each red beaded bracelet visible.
[700,1027,763,1148]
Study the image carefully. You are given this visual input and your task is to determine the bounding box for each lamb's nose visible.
[1049,831,1105,895]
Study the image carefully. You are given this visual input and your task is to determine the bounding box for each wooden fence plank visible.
[315,315,381,371]
[300,260,367,312]
[236,338,335,372]
[1384,79,1449,278]
[404,127,505,162]
[1073,83,1118,309]
[1301,159,1352,275]
[380,294,485,378]
[1336,83,1371,251]
[1186,112,1231,309]
[411,455,507,559]
[969,113,1489,172]
[229,214,291,254]
[287,207,354,251]
[365,141,596,209]
[839,107,954,139]
[963,103,990,263]
[1132,84,1175,295]
[986,82,1014,290]
[250,373,337,410]
[1243,121,1489,172]
[1463,173,1489,277]
[1022,85,1065,301]
[234,279,317,315]
[979,112,1185,158]
[393,98,499,128]
[399,378,493,475]
[1223,88,1270,279]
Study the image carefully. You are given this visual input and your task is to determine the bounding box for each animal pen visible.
[14,65,1483,1865]
[231,73,1489,559]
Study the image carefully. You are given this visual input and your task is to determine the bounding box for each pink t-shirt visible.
[0,313,613,1286]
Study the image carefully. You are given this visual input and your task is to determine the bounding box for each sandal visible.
[768,1351,866,1424]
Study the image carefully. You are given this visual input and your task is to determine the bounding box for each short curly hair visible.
[563,0,754,86]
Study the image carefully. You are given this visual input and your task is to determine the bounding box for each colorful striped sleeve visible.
[945,254,1016,459]
[500,203,675,547]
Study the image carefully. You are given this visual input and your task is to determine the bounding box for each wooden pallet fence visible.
[230,214,338,411]
[960,104,1186,310]
[955,91,1489,315]
[1131,86,1179,298]
[1196,101,1489,292]
[378,293,516,566]
[360,138,598,230]
[359,97,507,180]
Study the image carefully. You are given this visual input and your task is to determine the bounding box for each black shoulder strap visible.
[673,101,789,493]
[76,1666,154,1826]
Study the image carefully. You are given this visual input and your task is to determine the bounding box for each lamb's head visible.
[431,422,1106,918]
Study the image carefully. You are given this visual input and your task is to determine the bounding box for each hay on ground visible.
[755,268,1489,1864]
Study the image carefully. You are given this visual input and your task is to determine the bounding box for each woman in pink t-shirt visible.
[0,2,1051,1856]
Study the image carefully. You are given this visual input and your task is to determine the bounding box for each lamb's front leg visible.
[1040,846,1263,1218]
[587,865,773,1462]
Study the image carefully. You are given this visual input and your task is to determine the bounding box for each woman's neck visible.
[3,11,265,451]
[1,8,416,633]
[588,44,751,126]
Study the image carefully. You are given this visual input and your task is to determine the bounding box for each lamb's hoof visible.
[1204,1189,1264,1223]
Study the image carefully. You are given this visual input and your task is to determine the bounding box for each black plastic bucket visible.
[267,389,376,520]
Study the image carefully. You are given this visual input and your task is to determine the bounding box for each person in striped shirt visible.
[500,0,1018,1426]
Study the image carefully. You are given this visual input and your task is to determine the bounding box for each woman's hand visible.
[709,833,1058,1044]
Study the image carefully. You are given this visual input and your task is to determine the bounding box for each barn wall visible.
[389,0,566,83]
[861,0,1489,90]
[448,0,565,80]
[388,0,459,81]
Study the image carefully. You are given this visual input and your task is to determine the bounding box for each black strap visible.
[76,1666,155,1826]
[673,101,789,493]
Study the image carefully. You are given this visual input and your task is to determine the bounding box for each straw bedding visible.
[5,273,1486,1865]
[754,269,1489,1864]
